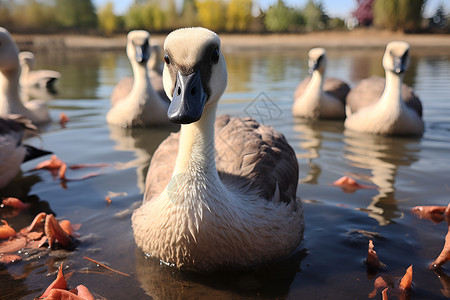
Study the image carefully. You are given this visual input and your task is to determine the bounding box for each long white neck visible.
[305,70,323,99]
[173,103,218,177]
[0,68,24,114]
[379,70,403,110]
[20,63,30,84]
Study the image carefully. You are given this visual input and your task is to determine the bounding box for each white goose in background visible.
[0,115,51,189]
[19,51,61,90]
[292,47,350,120]
[108,30,169,127]
[132,27,304,272]
[0,27,50,125]
[345,41,424,136]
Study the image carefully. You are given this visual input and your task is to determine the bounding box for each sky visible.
[93,0,448,19]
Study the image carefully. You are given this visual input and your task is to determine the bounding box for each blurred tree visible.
[55,0,98,29]
[0,0,14,28]
[124,1,166,31]
[98,1,118,35]
[12,0,57,30]
[352,0,375,26]
[195,0,226,31]
[166,0,179,29]
[373,0,427,32]
[264,0,294,32]
[304,0,328,31]
[180,0,199,27]
[226,0,253,32]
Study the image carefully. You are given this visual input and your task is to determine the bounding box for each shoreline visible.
[12,30,450,53]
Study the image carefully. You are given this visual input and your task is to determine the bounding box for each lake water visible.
[1,45,450,299]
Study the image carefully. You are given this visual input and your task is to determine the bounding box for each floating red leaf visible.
[0,220,16,239]
[332,176,377,193]
[2,197,30,210]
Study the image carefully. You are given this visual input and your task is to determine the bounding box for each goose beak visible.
[393,56,406,74]
[135,44,149,63]
[167,70,207,124]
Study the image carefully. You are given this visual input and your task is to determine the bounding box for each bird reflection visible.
[135,247,306,300]
[293,119,344,184]
[108,125,177,193]
[343,130,420,225]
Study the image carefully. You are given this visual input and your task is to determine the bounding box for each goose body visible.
[292,48,350,120]
[107,31,170,127]
[132,27,304,272]
[345,41,424,136]
[0,115,50,189]
[0,28,50,125]
[19,51,61,90]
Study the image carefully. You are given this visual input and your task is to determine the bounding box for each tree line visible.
[0,0,447,35]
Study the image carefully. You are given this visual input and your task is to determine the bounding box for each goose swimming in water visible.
[0,27,50,126]
[108,30,170,127]
[345,41,424,136]
[132,27,304,272]
[19,51,61,91]
[0,115,51,189]
[292,47,350,120]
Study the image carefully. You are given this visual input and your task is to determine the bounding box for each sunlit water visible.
[1,46,450,299]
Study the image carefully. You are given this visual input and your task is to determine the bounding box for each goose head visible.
[382,41,410,74]
[162,27,227,124]
[308,47,327,74]
[127,30,151,65]
[0,27,20,74]
[19,51,35,69]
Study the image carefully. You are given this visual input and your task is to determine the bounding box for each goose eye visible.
[164,54,170,65]
[211,48,219,64]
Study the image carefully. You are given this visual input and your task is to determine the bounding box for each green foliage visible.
[98,1,118,35]
[195,0,226,31]
[226,0,252,32]
[373,0,427,31]
[304,0,328,31]
[180,0,199,27]
[264,0,294,32]
[55,0,98,29]
[124,2,167,31]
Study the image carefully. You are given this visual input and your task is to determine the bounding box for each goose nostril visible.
[191,87,196,95]
[177,86,181,96]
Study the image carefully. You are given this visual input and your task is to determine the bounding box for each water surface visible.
[1,47,450,299]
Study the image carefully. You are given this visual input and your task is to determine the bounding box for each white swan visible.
[0,115,51,189]
[0,27,50,125]
[345,41,424,136]
[19,51,61,90]
[107,30,170,127]
[292,47,350,120]
[132,27,304,272]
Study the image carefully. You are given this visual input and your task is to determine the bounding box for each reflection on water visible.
[343,130,420,225]
[1,47,450,299]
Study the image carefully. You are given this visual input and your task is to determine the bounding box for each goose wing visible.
[346,76,422,116]
[144,115,299,205]
[323,77,350,104]
[110,77,133,106]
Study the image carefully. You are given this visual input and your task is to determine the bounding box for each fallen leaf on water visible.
[69,163,109,170]
[366,240,386,270]
[0,254,22,264]
[369,266,413,299]
[331,176,377,193]
[59,220,81,237]
[24,212,47,233]
[105,196,112,205]
[45,214,73,248]
[0,220,16,239]
[59,112,70,128]
[411,205,447,223]
[40,262,67,298]
[33,155,64,177]
[430,223,450,269]
[399,265,413,291]
[0,236,27,253]
[1,197,30,210]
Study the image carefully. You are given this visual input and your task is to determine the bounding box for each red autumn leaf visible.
[0,220,16,239]
[58,220,80,237]
[41,289,86,300]
[27,231,44,240]
[0,254,22,264]
[75,285,95,300]
[24,212,47,233]
[366,240,386,270]
[332,176,377,193]
[44,215,73,248]
[0,236,27,253]
[40,262,67,299]
[382,287,388,300]
[59,163,67,181]
[2,197,30,210]
[430,224,450,269]
[411,205,447,223]
[59,112,70,129]
[399,265,413,291]
[105,196,112,205]
[69,163,109,170]
[34,155,64,171]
